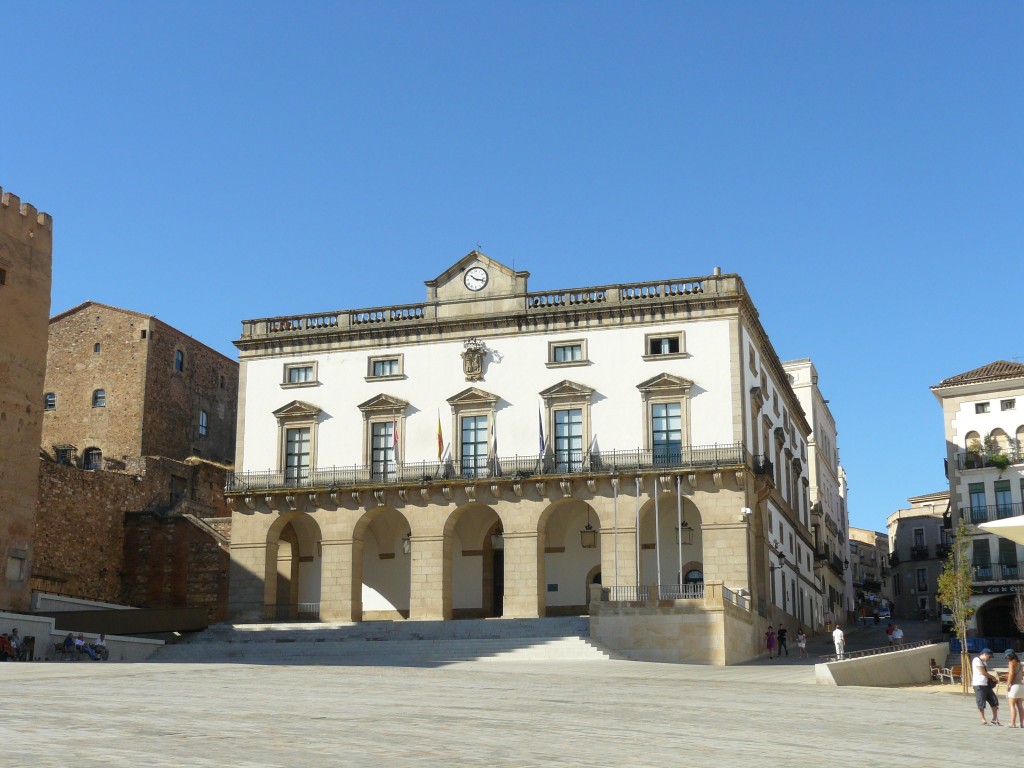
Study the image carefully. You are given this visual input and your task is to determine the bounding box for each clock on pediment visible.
[464,266,489,292]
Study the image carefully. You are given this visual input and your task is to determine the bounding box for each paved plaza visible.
[3,651,1020,767]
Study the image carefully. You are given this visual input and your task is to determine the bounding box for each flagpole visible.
[654,480,662,596]
[635,476,641,592]
[613,475,619,589]
[676,476,683,590]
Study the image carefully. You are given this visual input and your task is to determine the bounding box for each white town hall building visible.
[226,252,830,664]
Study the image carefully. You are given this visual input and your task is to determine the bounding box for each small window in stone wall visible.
[92,389,106,407]
[140,329,147,339]
[44,392,56,410]
[94,343,101,353]
[175,349,184,372]
[83,448,103,470]
[6,554,26,582]
[199,409,208,437]
[0,267,7,286]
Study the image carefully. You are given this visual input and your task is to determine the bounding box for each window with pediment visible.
[273,400,322,484]
[539,380,595,472]
[357,394,409,479]
[446,387,498,478]
[637,373,693,461]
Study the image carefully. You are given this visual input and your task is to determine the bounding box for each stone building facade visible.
[42,302,238,467]
[32,302,237,622]
[782,358,851,623]
[848,526,892,615]
[932,361,1024,638]
[0,188,52,612]
[32,455,230,622]
[227,253,832,664]
[886,490,950,621]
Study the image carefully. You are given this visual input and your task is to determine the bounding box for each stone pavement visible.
[3,650,1019,767]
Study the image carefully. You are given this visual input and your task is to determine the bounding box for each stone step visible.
[152,635,611,664]
[195,616,591,644]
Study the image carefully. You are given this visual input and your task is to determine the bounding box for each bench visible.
[52,641,76,661]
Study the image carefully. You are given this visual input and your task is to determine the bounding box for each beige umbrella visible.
[978,516,1024,545]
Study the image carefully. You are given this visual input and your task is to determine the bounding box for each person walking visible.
[832,624,845,660]
[776,625,789,657]
[885,623,895,646]
[891,625,904,648]
[972,648,1002,725]
[1006,650,1023,728]
[796,629,808,659]
[765,626,777,660]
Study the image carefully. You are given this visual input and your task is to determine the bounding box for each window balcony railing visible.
[227,443,755,493]
[973,564,1022,582]
[910,545,930,560]
[888,551,900,566]
[968,502,1024,524]
[956,450,1024,471]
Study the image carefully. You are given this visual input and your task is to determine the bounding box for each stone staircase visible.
[150,616,615,665]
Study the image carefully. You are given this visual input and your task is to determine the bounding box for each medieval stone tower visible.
[0,187,53,611]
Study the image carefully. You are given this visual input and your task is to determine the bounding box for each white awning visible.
[978,516,1024,545]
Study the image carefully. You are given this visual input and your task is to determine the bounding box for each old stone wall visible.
[122,514,229,623]
[31,457,230,618]
[0,188,53,611]
[41,305,151,465]
[142,318,238,464]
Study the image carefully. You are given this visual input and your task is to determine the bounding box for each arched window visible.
[93,342,101,353]
[92,389,106,407]
[684,569,704,584]
[44,392,56,410]
[175,350,184,371]
[83,448,103,471]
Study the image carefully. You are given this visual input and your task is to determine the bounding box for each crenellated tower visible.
[0,185,53,612]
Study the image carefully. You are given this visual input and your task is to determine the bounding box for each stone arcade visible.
[227,253,828,664]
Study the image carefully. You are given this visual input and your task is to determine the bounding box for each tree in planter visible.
[937,519,975,694]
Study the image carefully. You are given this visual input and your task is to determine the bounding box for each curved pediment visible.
[446,386,499,407]
[539,379,595,400]
[636,373,694,395]
[273,400,322,420]
[357,393,410,413]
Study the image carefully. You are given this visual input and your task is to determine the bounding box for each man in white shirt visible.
[972,648,1002,725]
[832,624,845,660]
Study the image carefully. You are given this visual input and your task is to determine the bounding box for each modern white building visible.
[932,361,1024,639]
[227,253,824,663]
[782,358,851,623]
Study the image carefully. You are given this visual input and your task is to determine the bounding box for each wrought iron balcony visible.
[968,502,1024,524]
[935,543,952,560]
[973,564,1021,582]
[227,443,759,494]
[910,545,930,560]
[956,450,1024,471]
[888,551,900,566]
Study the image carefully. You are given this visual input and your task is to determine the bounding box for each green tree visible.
[937,519,975,694]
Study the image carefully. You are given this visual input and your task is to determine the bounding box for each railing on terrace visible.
[227,444,755,493]
[819,638,938,663]
[972,564,1020,582]
[968,501,1024,524]
[600,584,706,602]
[239,274,735,339]
[262,602,321,622]
[956,450,1024,471]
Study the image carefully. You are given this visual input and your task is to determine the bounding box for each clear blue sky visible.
[4,3,1023,532]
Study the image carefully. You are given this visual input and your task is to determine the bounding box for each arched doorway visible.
[264,513,322,621]
[445,503,503,619]
[538,500,601,616]
[976,595,1023,639]
[353,507,412,621]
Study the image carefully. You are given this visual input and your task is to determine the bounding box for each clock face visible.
[464,266,489,291]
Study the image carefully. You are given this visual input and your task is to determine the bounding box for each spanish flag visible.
[437,412,444,460]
